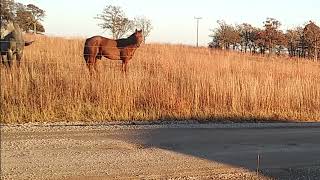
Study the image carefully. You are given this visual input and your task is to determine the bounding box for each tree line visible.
[1,0,46,34]
[209,18,320,61]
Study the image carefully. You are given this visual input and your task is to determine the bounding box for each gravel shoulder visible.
[2,121,320,132]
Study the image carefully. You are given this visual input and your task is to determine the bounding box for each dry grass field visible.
[1,35,319,123]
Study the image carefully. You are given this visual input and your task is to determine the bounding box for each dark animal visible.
[0,22,33,67]
[83,29,143,73]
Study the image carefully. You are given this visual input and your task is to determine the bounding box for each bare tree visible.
[132,16,152,42]
[96,5,133,39]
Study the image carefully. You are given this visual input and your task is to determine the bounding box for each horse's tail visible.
[83,39,90,63]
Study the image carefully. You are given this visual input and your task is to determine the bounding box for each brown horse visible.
[83,29,143,73]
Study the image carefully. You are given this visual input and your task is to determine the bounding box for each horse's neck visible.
[116,37,136,48]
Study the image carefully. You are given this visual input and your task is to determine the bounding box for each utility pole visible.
[194,17,202,47]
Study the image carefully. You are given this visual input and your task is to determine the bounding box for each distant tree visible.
[237,23,256,52]
[132,16,152,42]
[14,3,32,31]
[248,27,261,53]
[96,5,133,39]
[209,20,240,50]
[286,27,304,57]
[263,18,282,54]
[25,4,46,33]
[255,29,267,54]
[0,0,15,22]
[14,3,45,33]
[208,34,222,49]
[303,21,320,61]
[228,27,241,50]
[274,31,287,55]
[35,22,45,33]
[1,1,45,33]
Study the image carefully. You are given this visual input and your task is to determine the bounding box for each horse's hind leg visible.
[86,56,98,75]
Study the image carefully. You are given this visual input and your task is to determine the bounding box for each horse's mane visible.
[128,32,137,39]
[116,32,138,47]
[119,32,137,41]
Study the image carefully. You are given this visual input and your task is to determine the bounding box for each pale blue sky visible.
[18,0,319,46]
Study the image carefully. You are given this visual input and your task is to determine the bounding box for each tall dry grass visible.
[1,35,319,123]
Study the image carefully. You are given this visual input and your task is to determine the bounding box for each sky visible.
[18,0,320,46]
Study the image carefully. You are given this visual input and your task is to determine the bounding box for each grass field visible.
[1,35,320,123]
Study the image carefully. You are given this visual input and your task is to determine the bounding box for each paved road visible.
[1,123,320,179]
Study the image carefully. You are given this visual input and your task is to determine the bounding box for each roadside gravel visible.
[2,121,320,132]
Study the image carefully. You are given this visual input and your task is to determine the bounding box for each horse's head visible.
[133,29,143,47]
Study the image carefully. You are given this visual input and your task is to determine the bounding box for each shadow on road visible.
[112,117,320,179]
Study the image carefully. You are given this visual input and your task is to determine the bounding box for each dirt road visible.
[1,123,320,179]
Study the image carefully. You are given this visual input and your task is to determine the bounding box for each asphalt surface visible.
[1,123,320,179]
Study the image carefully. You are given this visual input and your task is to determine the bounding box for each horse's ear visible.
[135,29,138,33]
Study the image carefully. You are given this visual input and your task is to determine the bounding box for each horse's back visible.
[85,36,117,46]
[84,36,116,52]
